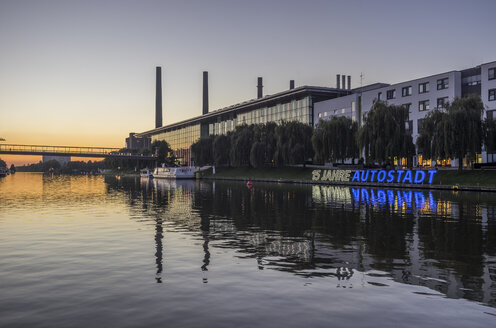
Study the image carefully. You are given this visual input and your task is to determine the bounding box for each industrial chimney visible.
[155,66,163,128]
[342,75,346,91]
[347,75,351,90]
[336,74,341,89]
[203,71,209,115]
[257,77,263,99]
[290,80,295,90]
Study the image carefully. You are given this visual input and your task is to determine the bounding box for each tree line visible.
[416,95,495,170]
[191,121,314,168]
[191,95,496,170]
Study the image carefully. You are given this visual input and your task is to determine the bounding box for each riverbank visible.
[200,167,496,191]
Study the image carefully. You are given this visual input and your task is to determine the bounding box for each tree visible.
[191,136,214,166]
[485,117,496,154]
[416,95,484,170]
[213,134,231,166]
[0,158,6,168]
[152,140,175,166]
[250,142,265,168]
[312,116,359,164]
[416,109,449,161]
[358,101,415,166]
[230,125,253,167]
[445,95,484,170]
[10,164,16,173]
[275,121,313,166]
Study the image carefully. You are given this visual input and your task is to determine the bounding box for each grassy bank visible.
[433,169,496,187]
[202,167,315,181]
[202,167,496,188]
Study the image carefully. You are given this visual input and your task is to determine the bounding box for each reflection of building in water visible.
[127,178,496,305]
[249,234,313,262]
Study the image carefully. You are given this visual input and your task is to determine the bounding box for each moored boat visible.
[153,166,196,179]
[140,168,154,178]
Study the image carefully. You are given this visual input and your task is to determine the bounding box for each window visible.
[437,78,449,90]
[402,86,412,97]
[419,82,429,94]
[437,97,448,109]
[378,92,382,101]
[488,110,495,120]
[318,112,322,118]
[403,103,412,112]
[490,89,496,101]
[387,89,396,99]
[419,100,430,111]
[489,68,496,80]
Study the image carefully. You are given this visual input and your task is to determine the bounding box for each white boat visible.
[153,166,196,179]
[140,168,153,178]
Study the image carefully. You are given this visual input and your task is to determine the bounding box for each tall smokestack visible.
[342,75,346,91]
[290,80,295,89]
[257,77,263,99]
[155,66,162,128]
[203,71,209,115]
[336,74,341,89]
[347,75,351,90]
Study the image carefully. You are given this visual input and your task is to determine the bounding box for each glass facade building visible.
[137,87,348,165]
[151,123,200,166]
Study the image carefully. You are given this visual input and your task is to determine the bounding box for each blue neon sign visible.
[350,169,436,184]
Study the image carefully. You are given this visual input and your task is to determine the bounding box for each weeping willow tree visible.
[485,117,496,155]
[417,95,484,170]
[445,96,484,170]
[358,101,415,166]
[416,109,450,161]
[312,116,358,164]
[274,121,313,166]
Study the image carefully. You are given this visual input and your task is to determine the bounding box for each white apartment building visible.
[314,61,496,166]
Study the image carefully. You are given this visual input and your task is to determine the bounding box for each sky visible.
[1,0,496,166]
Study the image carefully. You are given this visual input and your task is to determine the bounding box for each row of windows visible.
[378,78,449,101]
[318,107,351,118]
[401,97,448,113]
[209,97,312,136]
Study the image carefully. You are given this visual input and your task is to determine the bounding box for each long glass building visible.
[136,85,349,165]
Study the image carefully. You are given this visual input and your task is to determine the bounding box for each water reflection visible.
[106,177,496,308]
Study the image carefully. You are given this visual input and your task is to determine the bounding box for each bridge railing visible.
[0,144,122,155]
[0,144,156,158]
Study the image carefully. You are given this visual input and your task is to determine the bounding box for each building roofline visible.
[136,85,349,136]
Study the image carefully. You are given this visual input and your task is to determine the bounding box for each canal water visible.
[1,173,495,327]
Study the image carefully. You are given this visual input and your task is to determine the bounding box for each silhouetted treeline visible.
[17,160,106,173]
[191,121,314,167]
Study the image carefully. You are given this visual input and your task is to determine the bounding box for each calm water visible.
[1,173,496,327]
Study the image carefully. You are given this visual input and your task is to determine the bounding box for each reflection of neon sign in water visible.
[351,188,437,210]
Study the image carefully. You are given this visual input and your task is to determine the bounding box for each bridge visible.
[0,144,156,160]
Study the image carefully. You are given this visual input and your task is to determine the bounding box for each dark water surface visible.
[1,173,496,327]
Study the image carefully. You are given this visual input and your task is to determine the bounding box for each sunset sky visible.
[1,0,496,166]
